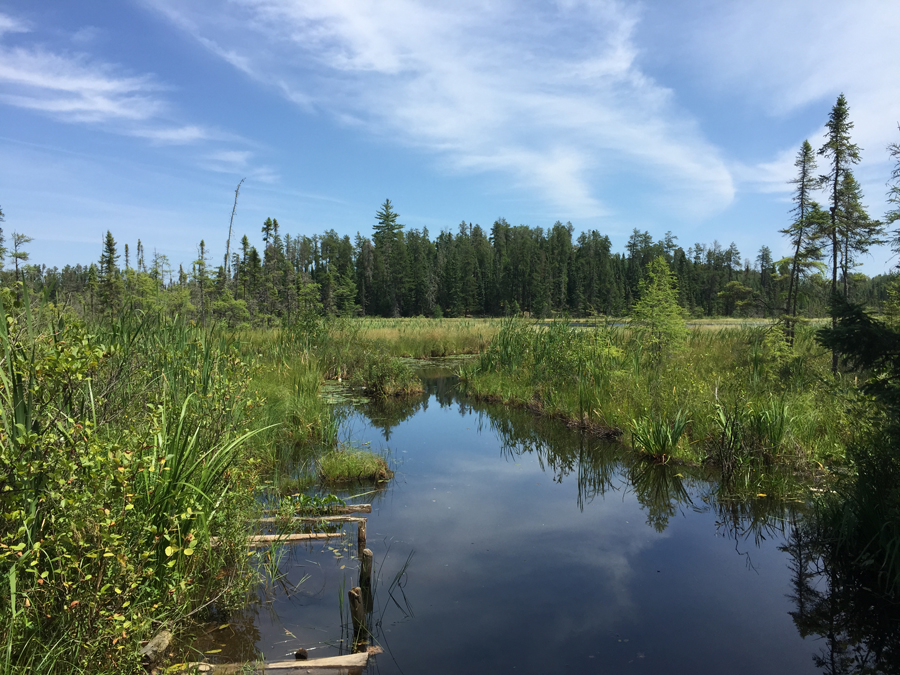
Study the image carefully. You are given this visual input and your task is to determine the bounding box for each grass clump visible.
[630,409,689,462]
[350,351,424,397]
[318,447,393,484]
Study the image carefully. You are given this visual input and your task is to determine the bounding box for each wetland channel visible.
[194,366,858,674]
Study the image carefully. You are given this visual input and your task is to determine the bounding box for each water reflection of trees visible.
[352,373,460,440]
[781,525,900,674]
[349,373,799,542]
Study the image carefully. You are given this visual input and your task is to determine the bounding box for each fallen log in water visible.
[140,628,172,666]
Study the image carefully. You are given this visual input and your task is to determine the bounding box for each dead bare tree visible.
[224,178,245,284]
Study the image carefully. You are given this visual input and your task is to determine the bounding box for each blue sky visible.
[1,1,898,274]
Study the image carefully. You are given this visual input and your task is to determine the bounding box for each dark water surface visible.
[203,371,831,674]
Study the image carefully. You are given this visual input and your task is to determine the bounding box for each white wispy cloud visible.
[0,45,166,122]
[145,0,735,220]
[129,125,210,144]
[0,11,270,182]
[0,12,28,36]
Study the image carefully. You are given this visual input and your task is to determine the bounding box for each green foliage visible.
[350,352,423,397]
[464,317,851,493]
[888,126,900,230]
[815,298,900,592]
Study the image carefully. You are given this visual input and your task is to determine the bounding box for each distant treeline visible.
[1,208,891,323]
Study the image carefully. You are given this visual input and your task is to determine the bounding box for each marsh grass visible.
[349,352,424,397]
[337,317,500,358]
[630,410,689,461]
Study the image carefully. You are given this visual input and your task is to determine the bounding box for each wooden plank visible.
[348,586,366,649]
[356,519,366,557]
[246,532,342,548]
[325,504,371,515]
[359,548,373,613]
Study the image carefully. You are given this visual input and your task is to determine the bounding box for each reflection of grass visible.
[319,448,393,484]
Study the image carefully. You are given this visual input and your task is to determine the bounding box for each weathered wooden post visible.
[357,519,367,558]
[359,547,373,613]
[348,586,366,651]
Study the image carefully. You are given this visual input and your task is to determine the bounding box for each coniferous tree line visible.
[1,95,898,325]
[4,209,892,325]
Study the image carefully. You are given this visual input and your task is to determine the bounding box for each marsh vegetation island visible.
[2,5,900,673]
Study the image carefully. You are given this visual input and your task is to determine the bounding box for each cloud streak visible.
[0,44,166,123]
[146,0,735,220]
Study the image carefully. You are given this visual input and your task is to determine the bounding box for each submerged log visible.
[327,504,371,515]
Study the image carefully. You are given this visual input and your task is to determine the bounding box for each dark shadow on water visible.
[781,524,900,674]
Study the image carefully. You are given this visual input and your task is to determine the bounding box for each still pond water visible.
[202,369,842,673]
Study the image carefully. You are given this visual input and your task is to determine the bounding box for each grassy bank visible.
[461,318,855,494]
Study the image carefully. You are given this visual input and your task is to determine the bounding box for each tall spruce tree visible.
[193,239,211,324]
[372,200,405,316]
[99,231,123,312]
[835,171,883,298]
[11,232,32,299]
[632,255,688,357]
[819,94,861,371]
[0,205,5,270]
